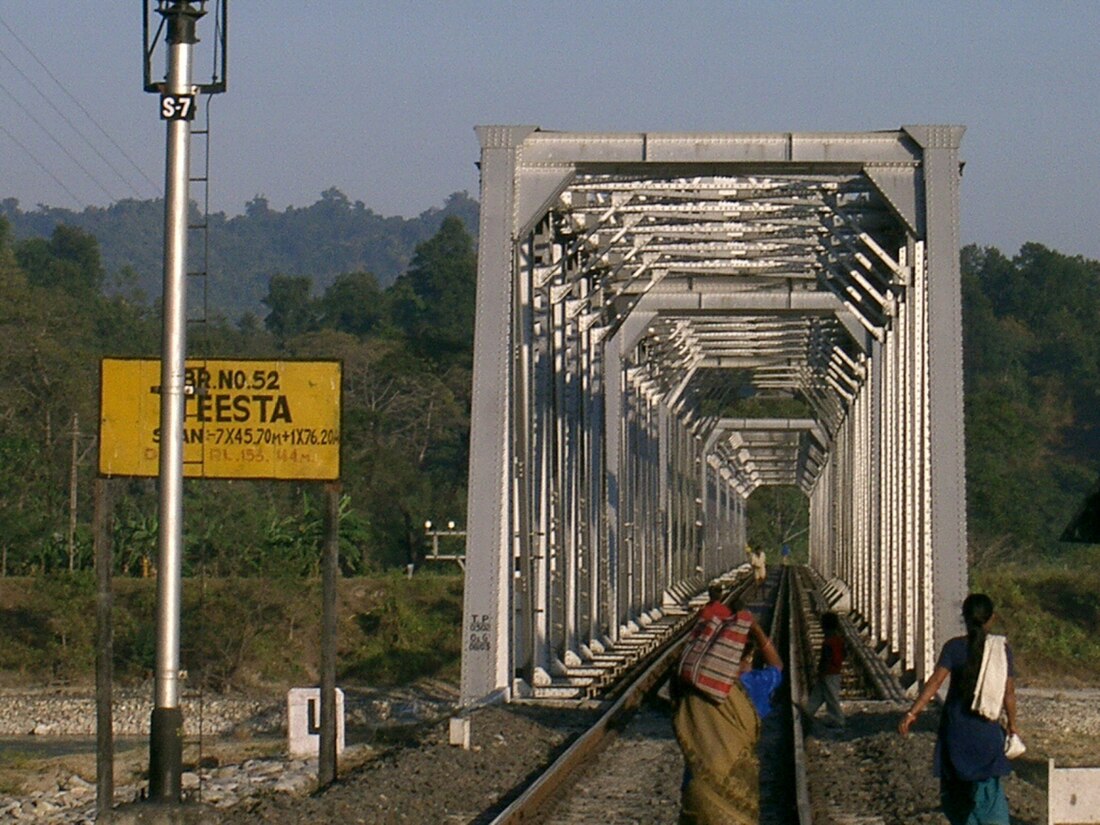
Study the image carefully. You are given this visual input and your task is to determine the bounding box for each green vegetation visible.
[963,243,1100,562]
[746,486,809,562]
[0,571,464,691]
[1,190,479,322]
[2,193,1099,689]
[0,212,474,576]
[5,561,1092,690]
[973,562,1100,685]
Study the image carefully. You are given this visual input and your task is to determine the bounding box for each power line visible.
[0,12,162,196]
[0,121,84,209]
[0,12,162,200]
[0,77,121,203]
[0,45,147,201]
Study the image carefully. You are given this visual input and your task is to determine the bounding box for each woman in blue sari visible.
[898,594,1020,825]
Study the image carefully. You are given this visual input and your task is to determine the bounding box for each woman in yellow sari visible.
[673,611,782,825]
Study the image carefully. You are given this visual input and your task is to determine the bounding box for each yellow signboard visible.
[99,358,341,480]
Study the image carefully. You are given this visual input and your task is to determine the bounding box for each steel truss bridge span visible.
[462,126,967,705]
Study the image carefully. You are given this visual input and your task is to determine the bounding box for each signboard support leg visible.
[95,477,115,816]
[319,481,341,786]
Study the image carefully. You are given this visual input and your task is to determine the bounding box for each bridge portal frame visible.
[462,126,967,706]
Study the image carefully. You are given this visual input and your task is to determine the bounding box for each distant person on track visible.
[781,542,791,565]
[898,593,1019,825]
[673,605,783,825]
[749,547,767,598]
[801,611,846,730]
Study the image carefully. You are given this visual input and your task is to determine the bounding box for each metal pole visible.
[150,1,201,803]
[319,482,340,786]
[94,477,115,816]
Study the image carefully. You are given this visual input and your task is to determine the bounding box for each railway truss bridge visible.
[461,126,967,706]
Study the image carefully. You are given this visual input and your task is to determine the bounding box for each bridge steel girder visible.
[462,126,968,705]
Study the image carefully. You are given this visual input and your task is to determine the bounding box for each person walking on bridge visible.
[673,605,783,825]
[749,547,767,599]
[699,583,733,622]
[801,610,847,730]
[898,593,1020,825]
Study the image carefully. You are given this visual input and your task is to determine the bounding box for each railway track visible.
[483,564,909,825]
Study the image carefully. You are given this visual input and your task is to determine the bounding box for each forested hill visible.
[0,190,1097,572]
[961,244,1100,561]
[0,189,479,323]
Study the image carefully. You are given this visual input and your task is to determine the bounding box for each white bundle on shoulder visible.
[971,634,1008,721]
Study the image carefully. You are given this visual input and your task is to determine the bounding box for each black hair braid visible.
[957,593,994,709]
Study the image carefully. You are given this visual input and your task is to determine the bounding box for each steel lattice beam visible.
[462,127,967,704]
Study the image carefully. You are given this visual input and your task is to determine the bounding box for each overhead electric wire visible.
[0,121,84,209]
[0,45,150,201]
[0,77,120,203]
[0,12,162,201]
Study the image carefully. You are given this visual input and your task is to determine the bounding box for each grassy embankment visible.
[0,562,1097,692]
[0,570,464,692]
[973,562,1100,687]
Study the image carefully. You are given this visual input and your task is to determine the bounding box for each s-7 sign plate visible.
[99,358,341,481]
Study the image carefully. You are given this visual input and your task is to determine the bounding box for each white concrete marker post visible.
[449,716,471,749]
[288,688,345,758]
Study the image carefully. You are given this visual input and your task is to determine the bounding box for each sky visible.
[1,2,1098,260]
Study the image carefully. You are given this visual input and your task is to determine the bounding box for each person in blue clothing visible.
[898,593,1020,825]
[738,633,784,719]
[672,609,783,824]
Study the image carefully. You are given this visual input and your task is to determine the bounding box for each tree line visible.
[962,243,1100,563]
[1,199,1096,577]
[1,189,480,323]
[0,212,475,576]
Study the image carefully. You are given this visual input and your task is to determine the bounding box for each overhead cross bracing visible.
[462,127,967,706]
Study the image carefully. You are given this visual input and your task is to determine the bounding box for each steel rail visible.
[800,565,907,702]
[786,563,915,824]
[489,566,902,825]
[786,566,815,825]
[487,575,755,824]
[486,622,690,824]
